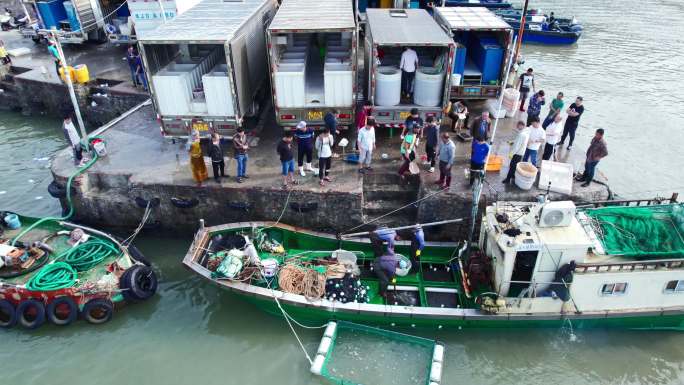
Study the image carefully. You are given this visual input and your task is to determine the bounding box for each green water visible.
[2,0,684,383]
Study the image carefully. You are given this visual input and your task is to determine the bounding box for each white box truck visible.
[107,0,202,43]
[138,0,277,138]
[433,7,513,100]
[364,9,455,129]
[266,0,357,129]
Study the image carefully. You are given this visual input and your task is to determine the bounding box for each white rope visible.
[122,201,152,246]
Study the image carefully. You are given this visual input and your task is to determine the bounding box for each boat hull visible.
[515,30,581,45]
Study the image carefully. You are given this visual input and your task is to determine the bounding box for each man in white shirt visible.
[62,116,82,165]
[399,47,418,101]
[542,114,563,161]
[357,118,376,174]
[502,121,530,184]
[523,116,545,166]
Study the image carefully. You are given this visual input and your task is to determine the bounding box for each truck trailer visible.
[432,7,513,100]
[138,0,277,139]
[266,0,357,129]
[21,0,130,43]
[108,0,202,43]
[364,9,455,129]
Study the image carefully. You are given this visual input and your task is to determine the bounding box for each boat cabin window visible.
[664,280,684,293]
[600,283,628,296]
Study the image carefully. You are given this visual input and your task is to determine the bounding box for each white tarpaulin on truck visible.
[433,7,512,31]
[365,9,453,46]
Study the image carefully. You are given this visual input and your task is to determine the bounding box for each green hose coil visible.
[26,262,78,291]
[59,237,121,272]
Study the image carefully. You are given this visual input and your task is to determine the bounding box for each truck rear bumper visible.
[371,106,443,127]
[160,116,240,139]
[275,107,354,129]
[450,84,502,99]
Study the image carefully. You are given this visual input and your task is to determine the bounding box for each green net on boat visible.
[584,204,684,260]
[311,321,444,385]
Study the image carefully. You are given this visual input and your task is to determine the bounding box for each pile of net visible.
[584,204,684,259]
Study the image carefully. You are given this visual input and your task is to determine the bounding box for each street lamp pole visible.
[51,33,87,141]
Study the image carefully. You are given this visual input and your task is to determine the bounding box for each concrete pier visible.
[50,101,610,240]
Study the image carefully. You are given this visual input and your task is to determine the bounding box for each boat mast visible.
[513,0,529,64]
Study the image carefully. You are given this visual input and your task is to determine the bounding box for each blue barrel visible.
[63,1,81,32]
[4,214,21,230]
[36,0,67,29]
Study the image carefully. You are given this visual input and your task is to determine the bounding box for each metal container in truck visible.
[21,0,130,43]
[433,7,513,100]
[266,0,357,129]
[138,0,277,139]
[364,9,455,129]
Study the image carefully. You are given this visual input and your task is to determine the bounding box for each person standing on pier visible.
[543,92,564,128]
[134,52,147,91]
[357,118,376,174]
[470,111,492,142]
[295,121,315,177]
[577,129,608,187]
[542,114,563,161]
[502,121,530,185]
[324,109,341,157]
[559,96,584,150]
[436,132,456,189]
[423,116,439,173]
[517,68,536,112]
[315,128,334,186]
[188,131,207,187]
[277,131,297,189]
[526,90,545,127]
[125,45,139,87]
[62,115,82,165]
[398,125,420,180]
[470,136,490,186]
[233,127,249,183]
[209,132,226,184]
[47,40,62,80]
[401,108,423,138]
[523,117,545,166]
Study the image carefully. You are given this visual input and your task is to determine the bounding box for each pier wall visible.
[0,66,147,127]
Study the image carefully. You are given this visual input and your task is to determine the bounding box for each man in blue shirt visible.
[526,90,545,126]
[370,226,397,258]
[126,45,139,87]
[409,226,425,274]
[470,137,490,186]
[373,250,397,298]
[294,121,315,176]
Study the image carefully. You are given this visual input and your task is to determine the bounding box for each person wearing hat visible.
[294,121,315,177]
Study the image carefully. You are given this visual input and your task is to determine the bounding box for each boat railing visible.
[577,193,678,209]
[576,259,684,274]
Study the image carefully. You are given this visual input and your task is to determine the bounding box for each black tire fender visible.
[46,296,78,326]
[0,299,17,328]
[81,298,113,325]
[47,180,74,199]
[170,197,199,209]
[16,299,46,329]
[119,265,158,302]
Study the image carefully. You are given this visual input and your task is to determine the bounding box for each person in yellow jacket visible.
[188,131,208,187]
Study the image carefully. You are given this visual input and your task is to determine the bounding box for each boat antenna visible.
[465,34,519,258]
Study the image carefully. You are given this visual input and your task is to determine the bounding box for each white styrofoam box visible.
[538,160,574,195]
[324,65,353,107]
[414,68,444,107]
[7,47,31,57]
[486,99,506,119]
[190,100,207,114]
[375,66,401,107]
[451,73,462,86]
[283,51,306,60]
[203,69,234,116]
[275,65,306,108]
[152,71,192,115]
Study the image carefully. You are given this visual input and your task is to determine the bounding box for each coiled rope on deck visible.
[58,237,121,272]
[278,264,326,300]
[25,262,78,291]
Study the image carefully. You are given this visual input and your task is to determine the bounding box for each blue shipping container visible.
[63,1,80,32]
[36,0,67,29]
[471,35,503,84]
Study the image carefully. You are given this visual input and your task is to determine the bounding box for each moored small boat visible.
[496,9,583,45]
[182,196,684,330]
[0,212,157,329]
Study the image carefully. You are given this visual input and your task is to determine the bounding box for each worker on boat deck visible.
[374,250,398,298]
[409,226,424,274]
[370,226,398,258]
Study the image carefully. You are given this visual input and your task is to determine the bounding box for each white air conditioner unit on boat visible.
[538,201,576,228]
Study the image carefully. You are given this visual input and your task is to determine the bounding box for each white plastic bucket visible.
[93,141,107,157]
[375,66,401,106]
[514,162,538,190]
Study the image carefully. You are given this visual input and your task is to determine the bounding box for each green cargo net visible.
[311,321,445,385]
[583,204,684,260]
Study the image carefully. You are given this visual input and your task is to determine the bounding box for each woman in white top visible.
[315,128,334,186]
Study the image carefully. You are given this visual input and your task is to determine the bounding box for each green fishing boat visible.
[0,212,157,329]
[182,197,684,330]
